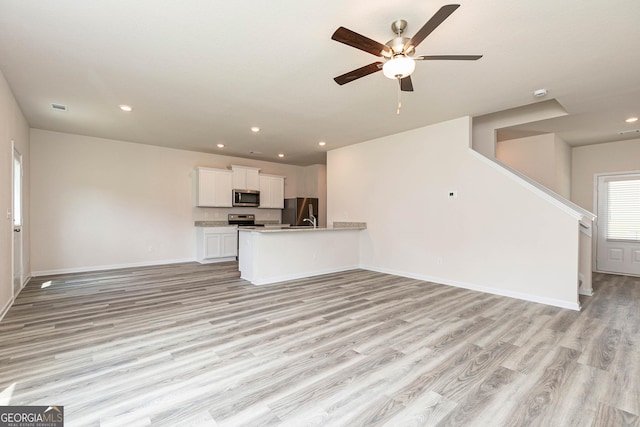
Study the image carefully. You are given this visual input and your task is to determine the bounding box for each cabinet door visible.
[259,175,284,208]
[197,169,218,206]
[246,169,260,191]
[213,171,232,207]
[197,168,232,207]
[232,168,246,190]
[221,233,238,257]
[270,176,284,209]
[259,175,272,208]
[232,166,260,190]
[203,234,223,258]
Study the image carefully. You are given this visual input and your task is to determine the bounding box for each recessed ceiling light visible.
[318,141,326,146]
[278,153,285,158]
[251,126,260,133]
[625,117,638,123]
[533,89,548,97]
[217,143,225,148]
[119,105,133,112]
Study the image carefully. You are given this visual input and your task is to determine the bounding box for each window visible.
[607,178,640,241]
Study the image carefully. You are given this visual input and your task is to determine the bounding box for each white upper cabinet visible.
[195,167,232,207]
[259,175,285,209]
[232,165,260,190]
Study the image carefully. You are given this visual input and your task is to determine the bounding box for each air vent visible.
[618,129,640,135]
[51,103,68,111]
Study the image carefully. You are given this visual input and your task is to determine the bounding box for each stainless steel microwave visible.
[232,189,260,207]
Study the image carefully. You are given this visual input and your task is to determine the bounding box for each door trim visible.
[593,170,640,276]
[11,141,25,297]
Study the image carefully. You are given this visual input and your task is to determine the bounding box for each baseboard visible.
[19,274,31,293]
[594,269,640,278]
[196,257,237,264]
[360,265,581,311]
[0,298,13,323]
[31,258,197,277]
[0,275,32,323]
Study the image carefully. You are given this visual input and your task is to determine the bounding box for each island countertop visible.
[238,222,366,233]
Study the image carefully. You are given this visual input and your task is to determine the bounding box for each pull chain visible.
[396,79,402,115]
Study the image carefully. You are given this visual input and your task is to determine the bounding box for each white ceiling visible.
[1,1,639,166]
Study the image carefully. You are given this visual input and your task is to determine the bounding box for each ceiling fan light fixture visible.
[382,56,415,79]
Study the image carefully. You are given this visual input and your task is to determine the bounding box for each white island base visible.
[238,226,365,285]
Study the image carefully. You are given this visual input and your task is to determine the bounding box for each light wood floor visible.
[1,263,639,426]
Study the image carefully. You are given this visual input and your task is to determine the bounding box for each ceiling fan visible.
[331,4,482,92]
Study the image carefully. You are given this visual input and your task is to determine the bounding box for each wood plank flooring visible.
[1,263,639,426]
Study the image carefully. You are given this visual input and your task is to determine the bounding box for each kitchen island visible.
[238,222,366,285]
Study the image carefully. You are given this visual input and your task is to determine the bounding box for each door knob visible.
[14,228,21,232]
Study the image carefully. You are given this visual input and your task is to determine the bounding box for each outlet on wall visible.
[436,256,443,265]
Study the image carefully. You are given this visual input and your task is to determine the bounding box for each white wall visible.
[554,135,572,198]
[30,129,323,274]
[572,138,640,211]
[328,116,581,309]
[496,133,572,198]
[0,70,30,318]
[472,100,568,157]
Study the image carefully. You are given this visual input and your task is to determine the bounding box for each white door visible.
[596,173,640,276]
[12,145,23,295]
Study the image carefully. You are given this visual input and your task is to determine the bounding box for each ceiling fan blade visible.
[400,76,414,92]
[404,4,460,51]
[415,55,483,61]
[334,62,383,85]
[332,27,391,57]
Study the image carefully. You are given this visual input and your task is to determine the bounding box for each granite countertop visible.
[194,220,282,227]
[194,221,234,227]
[195,221,366,231]
[238,222,366,233]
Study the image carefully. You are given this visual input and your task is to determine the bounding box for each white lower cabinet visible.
[196,227,237,263]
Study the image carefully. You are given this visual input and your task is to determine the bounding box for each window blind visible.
[607,179,640,241]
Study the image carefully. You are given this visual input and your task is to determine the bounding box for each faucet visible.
[304,204,317,228]
[303,215,317,228]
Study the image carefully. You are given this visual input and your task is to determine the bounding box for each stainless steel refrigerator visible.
[282,198,319,226]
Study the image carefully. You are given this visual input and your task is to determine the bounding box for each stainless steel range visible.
[228,214,259,260]
[228,214,256,227]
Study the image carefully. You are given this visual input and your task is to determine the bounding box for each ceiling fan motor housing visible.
[386,36,413,56]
